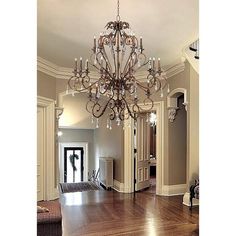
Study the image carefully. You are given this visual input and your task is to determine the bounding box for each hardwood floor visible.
[60,187,199,236]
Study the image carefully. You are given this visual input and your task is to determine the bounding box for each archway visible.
[166,88,188,196]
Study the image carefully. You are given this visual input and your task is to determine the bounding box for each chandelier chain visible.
[116,0,120,21]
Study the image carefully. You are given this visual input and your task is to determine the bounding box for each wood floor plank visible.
[60,188,199,236]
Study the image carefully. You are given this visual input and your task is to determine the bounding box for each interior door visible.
[64,147,84,183]
[136,113,150,191]
[37,107,44,201]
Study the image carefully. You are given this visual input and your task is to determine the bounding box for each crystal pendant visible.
[155,83,158,91]
[160,88,163,98]
[167,84,170,93]
[137,58,141,68]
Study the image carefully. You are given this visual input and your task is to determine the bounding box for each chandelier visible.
[67,0,169,127]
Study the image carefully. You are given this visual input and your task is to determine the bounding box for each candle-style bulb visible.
[167,84,170,93]
[74,58,78,71]
[140,36,143,49]
[79,57,83,71]
[85,59,89,70]
[158,58,161,70]
[148,57,152,69]
[152,57,156,69]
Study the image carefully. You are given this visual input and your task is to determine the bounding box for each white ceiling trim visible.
[37,56,185,81]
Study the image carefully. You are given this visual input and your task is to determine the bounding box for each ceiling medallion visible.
[67,0,169,128]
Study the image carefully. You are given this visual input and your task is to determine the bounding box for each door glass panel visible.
[64,148,84,183]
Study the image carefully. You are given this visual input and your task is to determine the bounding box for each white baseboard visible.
[162,184,187,196]
[112,179,125,192]
[183,192,199,206]
[112,179,133,193]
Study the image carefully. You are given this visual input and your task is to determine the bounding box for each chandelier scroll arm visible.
[121,97,140,121]
[89,97,113,119]
[68,75,100,93]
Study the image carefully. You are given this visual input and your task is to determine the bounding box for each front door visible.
[136,113,150,191]
[64,147,84,183]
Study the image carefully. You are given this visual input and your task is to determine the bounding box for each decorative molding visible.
[183,192,199,207]
[55,107,64,121]
[162,184,187,196]
[163,62,185,79]
[37,56,185,81]
[182,102,188,111]
[168,107,178,122]
[167,88,188,122]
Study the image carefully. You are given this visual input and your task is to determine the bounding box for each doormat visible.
[59,181,101,194]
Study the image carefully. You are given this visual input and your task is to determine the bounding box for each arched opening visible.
[168,94,187,186]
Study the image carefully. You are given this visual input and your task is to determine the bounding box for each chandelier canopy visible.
[67,0,169,127]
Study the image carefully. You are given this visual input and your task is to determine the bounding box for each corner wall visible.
[94,114,124,183]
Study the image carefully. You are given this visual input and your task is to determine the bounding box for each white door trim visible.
[37,96,58,200]
[59,142,89,183]
[123,101,164,195]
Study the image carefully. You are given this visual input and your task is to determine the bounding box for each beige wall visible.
[168,96,187,185]
[58,128,95,175]
[164,64,190,185]
[59,93,96,129]
[188,63,199,185]
[37,71,56,100]
[94,114,124,183]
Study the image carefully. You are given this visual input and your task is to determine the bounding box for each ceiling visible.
[37,0,199,69]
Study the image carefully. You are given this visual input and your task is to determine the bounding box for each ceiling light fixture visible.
[67,0,169,127]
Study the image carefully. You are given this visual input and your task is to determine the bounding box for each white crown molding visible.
[37,56,185,81]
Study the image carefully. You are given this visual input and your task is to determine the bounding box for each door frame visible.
[123,101,164,195]
[59,142,88,182]
[37,96,58,200]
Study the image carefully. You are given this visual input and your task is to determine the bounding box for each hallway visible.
[60,188,199,235]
